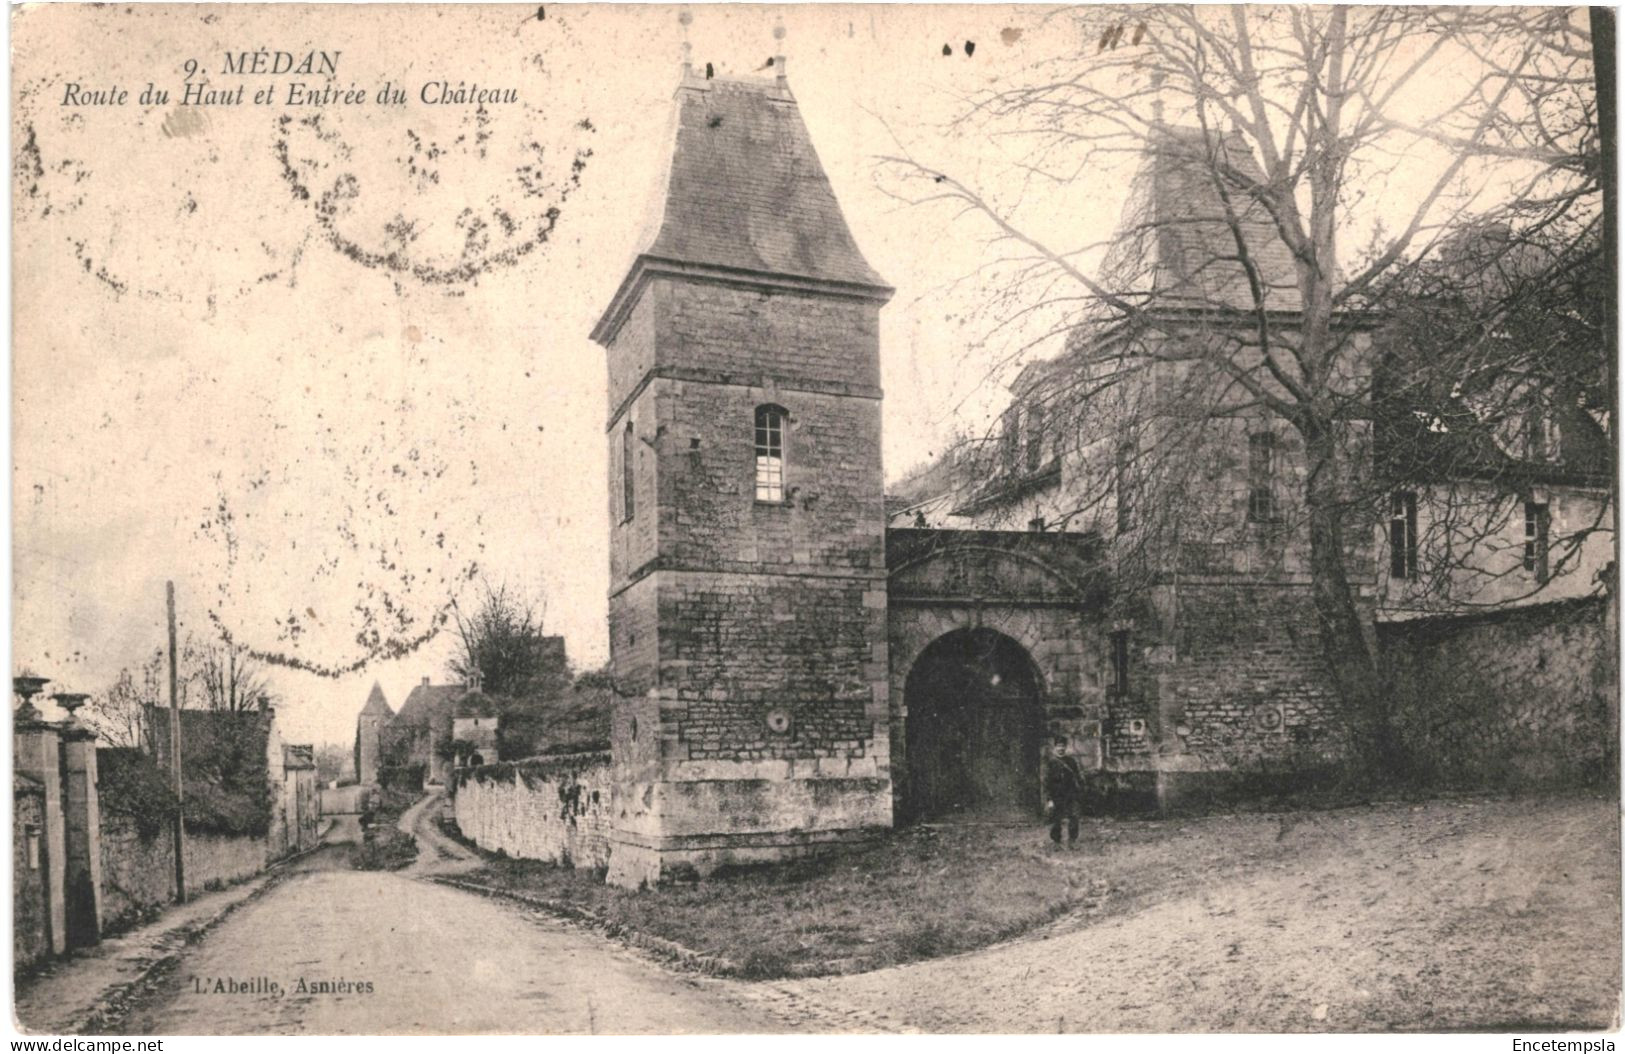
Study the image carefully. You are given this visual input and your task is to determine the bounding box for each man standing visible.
[1043,737,1085,847]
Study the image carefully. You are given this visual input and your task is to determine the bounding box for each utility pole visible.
[168,581,186,903]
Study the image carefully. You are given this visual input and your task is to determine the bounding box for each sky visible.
[9,4,1552,750]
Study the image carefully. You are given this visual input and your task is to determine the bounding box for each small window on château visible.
[755,405,787,502]
[1524,501,1550,583]
[1247,431,1277,523]
[622,421,636,523]
[1110,630,1130,696]
[1000,406,1020,474]
[1389,491,1418,580]
[1025,403,1046,473]
[1115,441,1134,534]
[1526,412,1562,462]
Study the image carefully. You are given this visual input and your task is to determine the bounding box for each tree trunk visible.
[1300,419,1391,771]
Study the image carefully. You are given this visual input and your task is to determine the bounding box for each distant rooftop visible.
[359,681,393,719]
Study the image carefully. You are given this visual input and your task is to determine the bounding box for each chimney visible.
[678,8,693,79]
[422,676,430,687]
[773,19,787,86]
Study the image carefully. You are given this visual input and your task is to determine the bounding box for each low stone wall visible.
[98,816,175,929]
[99,817,269,931]
[320,785,367,815]
[453,752,612,870]
[186,831,270,890]
[1379,597,1616,789]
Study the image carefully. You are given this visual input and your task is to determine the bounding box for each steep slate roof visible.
[592,66,892,343]
[391,682,467,729]
[1102,125,1307,312]
[359,681,393,719]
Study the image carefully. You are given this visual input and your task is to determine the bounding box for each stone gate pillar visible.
[13,706,66,955]
[59,716,103,947]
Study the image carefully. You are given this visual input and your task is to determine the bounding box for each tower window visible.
[1524,501,1550,583]
[1389,491,1418,580]
[1000,406,1020,474]
[1247,431,1277,523]
[755,405,786,502]
[1110,630,1130,696]
[622,421,635,523]
[1116,441,1134,534]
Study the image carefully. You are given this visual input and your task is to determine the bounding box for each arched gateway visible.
[903,628,1045,821]
[886,528,1111,824]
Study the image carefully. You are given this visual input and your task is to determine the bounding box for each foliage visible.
[313,743,350,783]
[447,578,570,700]
[351,826,418,871]
[378,764,425,793]
[96,750,177,840]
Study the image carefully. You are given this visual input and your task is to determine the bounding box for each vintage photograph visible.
[8,2,1619,1036]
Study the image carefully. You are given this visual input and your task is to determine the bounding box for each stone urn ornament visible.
[52,692,91,727]
[14,675,50,722]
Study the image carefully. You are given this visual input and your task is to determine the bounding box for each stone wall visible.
[1114,582,1352,773]
[99,816,270,930]
[453,752,613,870]
[14,781,49,970]
[1378,597,1615,788]
[320,785,367,814]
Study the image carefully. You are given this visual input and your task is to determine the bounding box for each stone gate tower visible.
[591,61,895,887]
[355,681,392,786]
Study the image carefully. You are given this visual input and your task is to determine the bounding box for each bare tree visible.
[85,648,166,749]
[189,636,275,713]
[881,6,1603,751]
[448,578,569,701]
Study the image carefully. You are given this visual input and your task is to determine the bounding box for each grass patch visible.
[457,793,1572,980]
[464,825,1109,978]
[351,786,420,871]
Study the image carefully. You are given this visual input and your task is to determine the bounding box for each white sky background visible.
[10,4,1548,750]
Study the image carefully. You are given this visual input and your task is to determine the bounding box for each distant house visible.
[377,677,471,787]
[451,714,498,769]
[281,745,319,853]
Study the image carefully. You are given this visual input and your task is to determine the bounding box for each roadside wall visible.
[453,752,611,870]
[1379,596,1615,788]
[320,785,367,814]
[98,817,269,930]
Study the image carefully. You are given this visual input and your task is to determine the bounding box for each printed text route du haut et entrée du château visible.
[61,50,519,108]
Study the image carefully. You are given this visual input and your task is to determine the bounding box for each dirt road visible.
[118,864,778,1034]
[115,796,778,1035]
[398,787,479,876]
[755,795,1621,1032]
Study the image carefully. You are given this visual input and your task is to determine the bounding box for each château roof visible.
[1101,125,1311,313]
[391,681,467,729]
[591,64,892,344]
[359,681,393,719]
